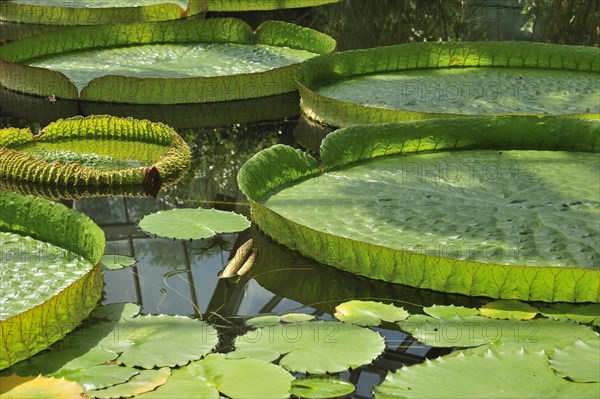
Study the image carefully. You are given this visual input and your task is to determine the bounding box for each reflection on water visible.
[1,1,597,396]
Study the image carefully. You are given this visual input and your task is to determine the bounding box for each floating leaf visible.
[246,315,283,328]
[399,315,598,352]
[297,41,600,127]
[87,368,171,398]
[540,304,600,326]
[479,300,539,320]
[95,314,220,369]
[7,346,118,377]
[101,255,136,270]
[54,364,138,392]
[245,313,316,328]
[138,208,250,240]
[206,0,342,11]
[90,303,141,321]
[550,338,600,383]
[137,354,292,399]
[238,117,600,303]
[424,305,480,319]
[0,0,204,25]
[280,313,316,323]
[0,116,191,192]
[334,300,409,326]
[0,19,335,103]
[0,375,86,398]
[226,348,280,363]
[234,321,385,374]
[291,376,355,399]
[0,191,104,369]
[374,348,599,399]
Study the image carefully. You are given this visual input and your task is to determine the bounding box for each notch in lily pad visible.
[138,208,250,240]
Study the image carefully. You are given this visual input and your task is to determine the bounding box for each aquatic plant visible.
[297,41,600,126]
[0,115,191,193]
[238,116,600,302]
[0,18,335,104]
[0,191,105,369]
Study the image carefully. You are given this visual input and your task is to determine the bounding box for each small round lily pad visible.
[138,208,250,240]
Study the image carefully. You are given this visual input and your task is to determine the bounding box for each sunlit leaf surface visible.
[137,354,292,399]
[291,375,355,399]
[375,348,600,398]
[334,300,409,326]
[234,321,385,373]
[138,208,250,240]
[479,300,539,320]
[550,338,600,383]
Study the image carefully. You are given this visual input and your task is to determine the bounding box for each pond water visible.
[1,1,597,397]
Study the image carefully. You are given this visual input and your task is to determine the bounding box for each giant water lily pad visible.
[233,320,385,374]
[0,18,335,104]
[0,191,105,369]
[238,116,600,302]
[297,42,600,126]
[206,0,342,11]
[0,0,205,25]
[374,348,599,398]
[0,115,190,195]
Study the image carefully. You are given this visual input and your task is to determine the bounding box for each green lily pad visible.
[246,315,282,328]
[291,376,355,399]
[86,368,171,398]
[334,300,409,326]
[206,0,342,11]
[0,0,205,25]
[101,255,136,270]
[0,375,87,398]
[6,346,118,377]
[39,304,218,370]
[225,348,280,363]
[245,313,316,328]
[0,191,104,369]
[399,315,598,352]
[137,354,293,399]
[234,321,385,374]
[479,300,539,320]
[297,41,600,127]
[238,116,600,302]
[539,303,600,326]
[94,314,220,368]
[0,116,191,192]
[374,348,600,398]
[0,19,335,103]
[424,305,480,319]
[90,303,141,321]
[549,338,600,383]
[280,313,316,323]
[4,345,137,393]
[138,208,250,241]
